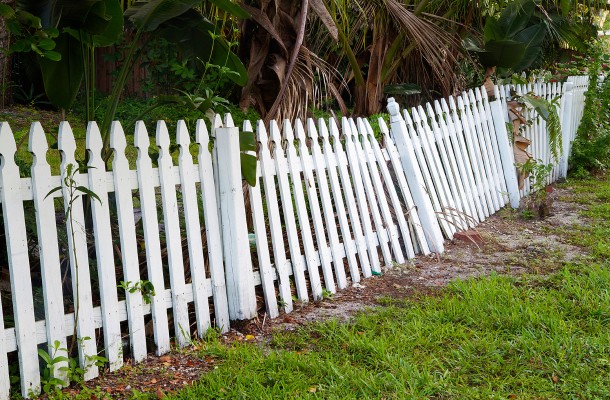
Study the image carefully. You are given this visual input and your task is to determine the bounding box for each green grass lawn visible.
[163,176,610,400]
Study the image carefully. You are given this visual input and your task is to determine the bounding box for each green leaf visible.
[37,349,51,364]
[10,39,30,52]
[75,186,102,203]
[497,0,536,38]
[239,130,256,152]
[50,356,70,365]
[483,17,503,42]
[208,0,250,19]
[155,9,248,86]
[125,0,203,32]
[383,83,421,96]
[511,23,546,71]
[44,186,63,200]
[0,4,15,18]
[521,94,551,120]
[91,0,124,46]
[16,10,42,29]
[38,33,84,109]
[480,40,526,68]
[43,50,62,61]
[240,153,257,187]
[38,38,56,51]
[560,0,571,17]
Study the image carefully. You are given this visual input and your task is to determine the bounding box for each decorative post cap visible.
[386,97,402,122]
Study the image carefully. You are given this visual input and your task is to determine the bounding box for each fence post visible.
[215,126,257,320]
[559,81,574,178]
[386,98,444,253]
[489,98,521,208]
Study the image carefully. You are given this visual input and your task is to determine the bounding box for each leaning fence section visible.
[0,76,589,399]
[385,86,517,240]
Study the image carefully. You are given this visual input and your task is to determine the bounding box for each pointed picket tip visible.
[410,107,422,124]
[340,117,352,140]
[461,92,471,107]
[0,122,16,156]
[294,119,307,142]
[57,121,76,154]
[212,114,223,133]
[256,120,269,146]
[195,119,210,146]
[493,85,501,100]
[416,105,428,124]
[356,117,367,136]
[456,95,466,110]
[110,121,127,153]
[480,86,490,102]
[350,118,361,140]
[307,118,319,141]
[440,98,451,114]
[176,120,191,147]
[433,100,443,116]
[328,117,340,139]
[86,121,104,156]
[403,109,414,125]
[133,121,150,150]
[28,122,48,155]
[156,120,170,149]
[243,120,253,133]
[269,119,282,143]
[223,113,235,128]
[283,119,294,141]
[474,87,483,103]
[467,90,477,105]
[378,117,389,135]
[316,118,329,140]
[363,118,376,138]
[448,95,458,111]
[425,102,436,118]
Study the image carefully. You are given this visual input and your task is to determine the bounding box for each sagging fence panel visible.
[0,77,589,399]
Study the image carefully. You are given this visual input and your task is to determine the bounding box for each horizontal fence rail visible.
[0,77,589,398]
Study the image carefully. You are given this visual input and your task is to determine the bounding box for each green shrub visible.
[569,43,610,174]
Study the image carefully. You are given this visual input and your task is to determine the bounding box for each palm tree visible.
[238,0,482,121]
[239,0,608,122]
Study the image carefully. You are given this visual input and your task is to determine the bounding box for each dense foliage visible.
[568,41,610,175]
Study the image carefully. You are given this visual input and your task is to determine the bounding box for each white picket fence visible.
[0,78,588,398]
[496,76,589,196]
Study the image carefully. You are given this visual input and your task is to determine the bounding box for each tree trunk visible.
[0,0,14,108]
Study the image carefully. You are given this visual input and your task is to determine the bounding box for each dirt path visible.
[240,185,587,335]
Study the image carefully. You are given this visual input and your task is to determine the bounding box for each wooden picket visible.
[134,122,171,355]
[345,118,393,269]
[328,118,374,278]
[255,120,294,310]
[58,122,99,382]
[0,123,40,395]
[109,122,147,363]
[86,122,123,372]
[307,119,350,289]
[29,122,70,382]
[318,118,366,282]
[295,120,337,292]
[0,75,590,399]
